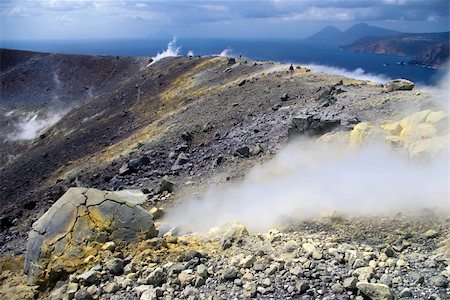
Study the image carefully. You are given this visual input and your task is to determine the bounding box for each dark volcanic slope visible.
[0,49,209,231]
[0,49,428,254]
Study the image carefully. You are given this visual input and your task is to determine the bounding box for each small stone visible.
[353,267,374,281]
[261,278,271,287]
[234,146,250,158]
[146,268,165,286]
[196,264,208,278]
[434,275,448,287]
[399,288,413,298]
[312,251,323,260]
[194,275,205,287]
[356,282,393,300]
[106,258,124,276]
[242,272,253,281]
[331,283,344,294]
[149,207,165,219]
[77,270,98,286]
[379,274,393,287]
[280,93,289,101]
[140,287,163,300]
[424,230,439,239]
[75,290,92,300]
[221,267,238,281]
[302,243,315,255]
[103,282,119,293]
[101,241,116,252]
[243,282,257,298]
[396,258,407,267]
[343,277,358,290]
[178,270,195,286]
[382,246,395,258]
[239,255,256,268]
[159,176,174,193]
[67,282,79,296]
[296,281,309,294]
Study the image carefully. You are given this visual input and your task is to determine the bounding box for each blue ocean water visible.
[1,38,445,86]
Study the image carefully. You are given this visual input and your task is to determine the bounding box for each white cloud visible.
[8,4,28,17]
[382,0,408,4]
[427,15,439,22]
[282,7,356,21]
[197,4,229,12]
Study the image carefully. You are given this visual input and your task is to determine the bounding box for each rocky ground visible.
[0,49,449,299]
[2,212,449,299]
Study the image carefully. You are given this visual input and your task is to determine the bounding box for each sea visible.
[1,38,446,86]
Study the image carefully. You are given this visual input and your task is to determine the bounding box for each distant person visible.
[289,64,294,72]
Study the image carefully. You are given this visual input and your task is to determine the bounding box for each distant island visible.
[305,23,449,68]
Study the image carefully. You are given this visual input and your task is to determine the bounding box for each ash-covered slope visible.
[0,49,438,241]
[0,50,449,300]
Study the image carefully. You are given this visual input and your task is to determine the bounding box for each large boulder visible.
[288,111,358,139]
[385,79,414,92]
[24,188,157,287]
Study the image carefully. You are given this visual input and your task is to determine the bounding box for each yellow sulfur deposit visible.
[350,110,448,158]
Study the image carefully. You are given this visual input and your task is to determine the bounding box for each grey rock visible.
[331,283,344,294]
[140,287,163,300]
[105,258,124,276]
[379,274,393,287]
[238,255,256,268]
[221,267,238,281]
[196,264,208,278]
[146,267,166,286]
[75,290,93,300]
[382,246,395,258]
[385,79,414,92]
[234,146,250,158]
[243,282,257,298]
[343,277,358,290]
[159,176,174,193]
[399,288,413,298]
[288,110,358,139]
[77,270,99,286]
[296,281,309,294]
[356,282,393,300]
[103,282,119,294]
[424,229,439,238]
[227,58,236,66]
[280,93,289,101]
[434,275,448,287]
[24,188,156,286]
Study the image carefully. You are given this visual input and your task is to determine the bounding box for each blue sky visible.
[1,0,449,40]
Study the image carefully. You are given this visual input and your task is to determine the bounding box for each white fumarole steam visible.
[219,48,233,57]
[150,37,181,65]
[304,64,391,83]
[163,67,450,234]
[7,111,67,141]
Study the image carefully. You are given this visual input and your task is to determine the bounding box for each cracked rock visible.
[24,187,157,287]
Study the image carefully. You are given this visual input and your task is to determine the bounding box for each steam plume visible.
[7,111,67,141]
[163,67,450,234]
[150,37,181,64]
[304,64,391,83]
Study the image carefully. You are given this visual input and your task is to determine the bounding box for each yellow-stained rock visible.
[24,188,157,288]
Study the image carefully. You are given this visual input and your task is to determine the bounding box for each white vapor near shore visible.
[219,48,233,57]
[150,37,181,64]
[305,64,391,83]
